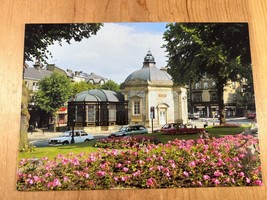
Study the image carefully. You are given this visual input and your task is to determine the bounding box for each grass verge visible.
[19,127,247,160]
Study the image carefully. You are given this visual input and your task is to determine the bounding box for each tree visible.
[20,23,102,150]
[24,23,102,63]
[71,81,96,96]
[20,82,31,151]
[163,23,252,124]
[35,72,72,132]
[99,80,121,92]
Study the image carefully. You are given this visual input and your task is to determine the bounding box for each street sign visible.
[150,106,155,119]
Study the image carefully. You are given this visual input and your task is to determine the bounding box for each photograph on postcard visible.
[17,22,262,191]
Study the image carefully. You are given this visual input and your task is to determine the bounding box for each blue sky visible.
[28,22,169,84]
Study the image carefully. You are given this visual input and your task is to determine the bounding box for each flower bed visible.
[94,136,161,149]
[162,128,204,135]
[212,124,240,128]
[17,134,261,191]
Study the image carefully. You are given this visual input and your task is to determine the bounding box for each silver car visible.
[109,125,148,137]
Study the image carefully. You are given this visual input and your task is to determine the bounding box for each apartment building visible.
[188,76,253,118]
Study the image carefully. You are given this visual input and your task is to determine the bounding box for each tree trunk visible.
[217,84,226,125]
[19,82,30,151]
[53,113,57,132]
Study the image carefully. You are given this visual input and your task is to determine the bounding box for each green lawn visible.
[18,140,97,160]
[19,127,248,160]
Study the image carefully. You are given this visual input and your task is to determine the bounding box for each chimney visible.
[33,61,42,70]
[160,67,168,72]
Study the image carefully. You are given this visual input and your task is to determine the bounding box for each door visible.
[159,110,167,125]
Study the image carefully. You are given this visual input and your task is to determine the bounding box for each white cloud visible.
[46,23,167,84]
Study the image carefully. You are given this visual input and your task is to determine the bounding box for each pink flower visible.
[238,172,245,177]
[157,166,164,171]
[214,170,223,177]
[212,178,220,185]
[146,178,156,187]
[96,171,106,177]
[123,167,129,173]
[246,177,251,183]
[26,179,33,185]
[116,163,123,168]
[203,175,210,180]
[253,180,263,186]
[33,176,40,182]
[197,181,203,186]
[63,176,69,183]
[52,178,61,187]
[183,171,189,177]
[189,161,196,167]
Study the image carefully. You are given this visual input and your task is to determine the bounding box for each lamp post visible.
[71,119,75,144]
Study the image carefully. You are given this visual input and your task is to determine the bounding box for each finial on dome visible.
[144,50,155,63]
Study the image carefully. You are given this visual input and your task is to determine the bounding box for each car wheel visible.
[62,141,69,145]
[84,139,90,142]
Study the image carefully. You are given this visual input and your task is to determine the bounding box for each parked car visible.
[188,113,200,120]
[109,125,148,137]
[48,130,94,146]
[160,123,179,134]
[246,112,256,119]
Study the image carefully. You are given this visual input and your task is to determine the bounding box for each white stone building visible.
[121,51,188,127]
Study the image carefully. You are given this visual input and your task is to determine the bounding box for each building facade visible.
[67,89,128,131]
[121,51,188,127]
[189,76,251,117]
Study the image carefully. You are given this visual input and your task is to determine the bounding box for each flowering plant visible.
[212,124,240,128]
[94,136,161,149]
[17,134,262,191]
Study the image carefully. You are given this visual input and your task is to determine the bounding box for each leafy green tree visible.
[163,23,252,124]
[71,81,96,95]
[24,23,102,62]
[34,72,72,132]
[99,80,121,92]
[20,23,102,150]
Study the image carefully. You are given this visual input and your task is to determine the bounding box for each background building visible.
[188,75,255,118]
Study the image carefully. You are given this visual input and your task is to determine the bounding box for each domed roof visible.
[123,51,173,85]
[69,89,124,102]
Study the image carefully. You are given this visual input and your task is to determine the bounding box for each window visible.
[193,93,202,102]
[33,82,39,91]
[87,105,95,122]
[133,101,140,115]
[203,82,208,89]
[211,93,218,101]
[109,105,116,121]
[195,83,200,89]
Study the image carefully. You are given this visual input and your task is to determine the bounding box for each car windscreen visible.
[119,127,128,132]
[61,132,71,137]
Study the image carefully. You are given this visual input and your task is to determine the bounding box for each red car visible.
[160,123,179,134]
[246,112,256,119]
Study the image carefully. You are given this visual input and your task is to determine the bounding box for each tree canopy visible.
[71,81,96,96]
[24,23,102,62]
[163,23,252,124]
[35,72,72,115]
[99,80,121,92]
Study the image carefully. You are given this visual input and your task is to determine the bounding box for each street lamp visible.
[71,119,75,144]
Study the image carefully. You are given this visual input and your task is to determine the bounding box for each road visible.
[28,131,110,148]
[28,117,253,147]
